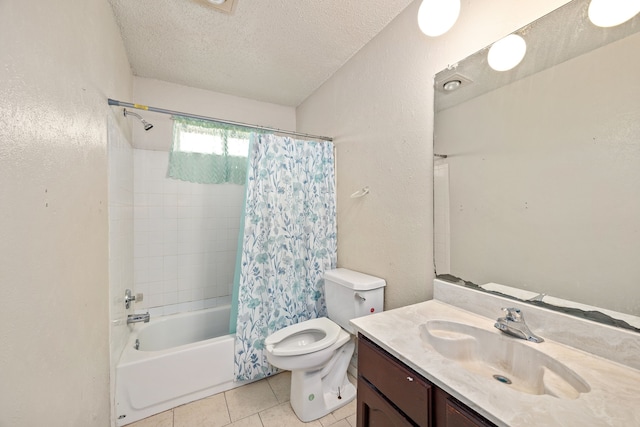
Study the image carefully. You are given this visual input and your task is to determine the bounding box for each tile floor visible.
[127,371,357,427]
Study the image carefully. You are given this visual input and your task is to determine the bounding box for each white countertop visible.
[351,298,640,427]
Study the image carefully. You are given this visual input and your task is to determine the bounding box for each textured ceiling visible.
[108,0,415,106]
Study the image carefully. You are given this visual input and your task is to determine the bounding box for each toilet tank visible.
[324,268,386,334]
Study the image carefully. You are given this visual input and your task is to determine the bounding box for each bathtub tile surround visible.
[133,149,244,315]
[126,372,357,427]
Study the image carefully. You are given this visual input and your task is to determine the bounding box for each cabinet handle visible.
[407,376,414,382]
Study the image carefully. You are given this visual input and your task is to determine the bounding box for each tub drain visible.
[493,374,512,384]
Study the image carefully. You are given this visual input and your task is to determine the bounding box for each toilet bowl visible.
[264,268,386,422]
[265,318,349,370]
[265,317,356,422]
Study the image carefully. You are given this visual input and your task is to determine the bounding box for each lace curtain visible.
[167,116,249,184]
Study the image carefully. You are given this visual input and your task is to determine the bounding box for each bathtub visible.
[115,305,242,426]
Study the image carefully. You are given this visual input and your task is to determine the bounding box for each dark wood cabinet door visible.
[443,397,495,427]
[357,333,496,427]
[358,335,431,426]
[357,378,414,427]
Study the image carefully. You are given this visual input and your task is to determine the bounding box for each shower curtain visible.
[231,133,337,382]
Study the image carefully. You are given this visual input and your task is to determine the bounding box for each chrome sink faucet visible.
[127,312,150,324]
[494,307,544,343]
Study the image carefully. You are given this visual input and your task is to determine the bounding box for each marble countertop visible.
[350,299,640,427]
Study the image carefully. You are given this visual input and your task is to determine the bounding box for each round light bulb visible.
[588,0,640,28]
[487,34,527,72]
[417,0,461,37]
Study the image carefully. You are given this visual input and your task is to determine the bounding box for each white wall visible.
[133,149,244,316]
[296,0,571,310]
[0,0,133,426]
[131,77,297,151]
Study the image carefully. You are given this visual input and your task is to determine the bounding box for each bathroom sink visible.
[419,320,590,399]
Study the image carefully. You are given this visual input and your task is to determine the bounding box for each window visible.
[168,116,251,185]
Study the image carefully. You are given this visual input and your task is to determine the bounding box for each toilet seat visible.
[265,317,341,357]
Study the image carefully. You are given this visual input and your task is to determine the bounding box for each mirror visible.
[433,0,640,330]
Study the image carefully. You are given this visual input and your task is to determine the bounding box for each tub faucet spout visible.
[127,312,150,324]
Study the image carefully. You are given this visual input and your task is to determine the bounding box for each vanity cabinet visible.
[357,334,496,427]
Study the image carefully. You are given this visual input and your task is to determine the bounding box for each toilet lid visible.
[265,317,342,357]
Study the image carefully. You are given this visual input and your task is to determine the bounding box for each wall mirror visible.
[433,0,640,331]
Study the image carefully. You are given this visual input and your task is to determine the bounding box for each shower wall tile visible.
[133,149,244,314]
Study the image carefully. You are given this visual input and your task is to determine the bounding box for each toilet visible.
[264,268,385,422]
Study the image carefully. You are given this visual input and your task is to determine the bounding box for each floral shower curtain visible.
[232,133,337,382]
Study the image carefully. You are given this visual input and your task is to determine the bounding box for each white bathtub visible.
[115,305,242,426]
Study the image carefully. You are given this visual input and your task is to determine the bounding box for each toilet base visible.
[289,338,356,422]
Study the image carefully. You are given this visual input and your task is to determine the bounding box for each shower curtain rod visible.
[108,99,333,142]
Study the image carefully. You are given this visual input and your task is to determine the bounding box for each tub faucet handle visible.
[125,289,143,309]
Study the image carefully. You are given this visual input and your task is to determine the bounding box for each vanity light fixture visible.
[488,34,527,72]
[588,0,640,28]
[207,0,226,4]
[418,0,461,37]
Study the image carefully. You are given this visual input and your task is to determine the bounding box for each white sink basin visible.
[420,320,590,399]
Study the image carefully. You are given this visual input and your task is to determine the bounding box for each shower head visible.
[123,108,154,131]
